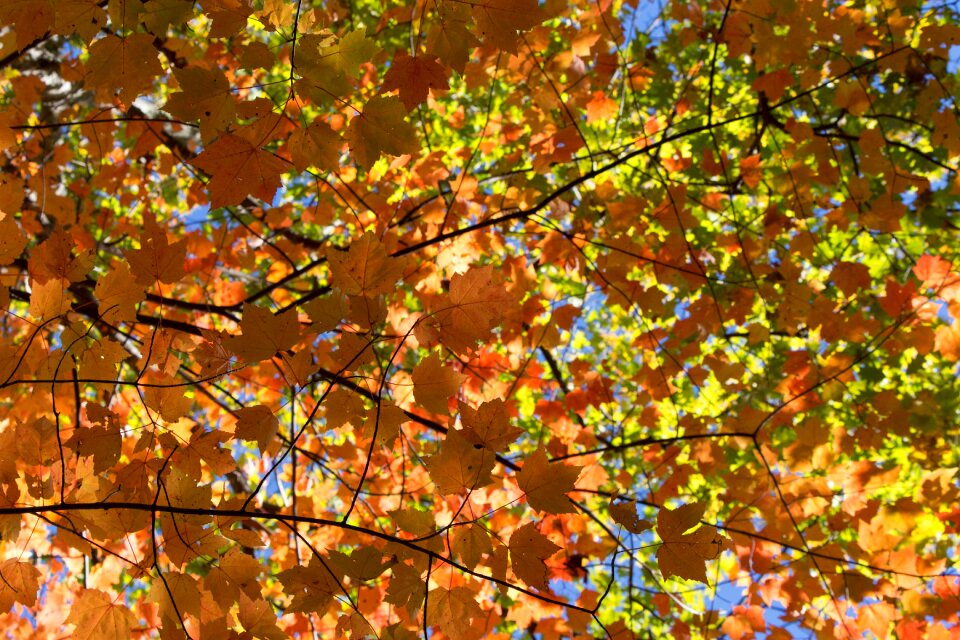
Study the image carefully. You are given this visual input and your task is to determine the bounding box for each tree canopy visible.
[0,0,959,637]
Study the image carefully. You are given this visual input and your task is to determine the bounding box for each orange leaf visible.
[425,427,495,494]
[516,447,581,514]
[191,134,287,208]
[94,262,146,323]
[238,593,286,640]
[65,589,137,640]
[739,154,762,189]
[412,353,465,415]
[328,232,408,298]
[459,399,522,451]
[223,303,300,364]
[655,502,726,583]
[0,214,27,265]
[0,559,39,612]
[508,522,560,590]
[345,96,419,169]
[124,216,187,285]
[164,66,237,143]
[451,523,493,568]
[288,121,342,172]
[84,34,162,107]
[471,0,546,53]
[384,563,425,613]
[427,586,483,640]
[382,53,450,111]
[830,261,871,298]
[610,501,652,534]
[234,405,279,452]
[417,265,511,353]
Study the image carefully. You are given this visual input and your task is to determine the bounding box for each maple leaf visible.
[427,587,483,640]
[163,66,237,142]
[94,262,146,323]
[124,216,188,286]
[508,522,560,590]
[223,303,300,363]
[426,2,479,73]
[382,53,450,111]
[425,427,495,494]
[234,405,280,452]
[65,589,138,640]
[517,447,582,514]
[345,95,419,169]
[459,399,523,451]
[288,121,343,172]
[328,232,408,298]
[84,34,162,108]
[0,215,27,265]
[655,502,726,583]
[28,229,94,284]
[142,372,194,423]
[318,28,381,76]
[191,134,287,208]
[609,500,652,534]
[141,0,195,36]
[451,523,493,568]
[0,0,55,51]
[412,352,466,414]
[29,278,72,321]
[739,154,762,189]
[469,0,546,53]
[384,563,425,614]
[0,559,39,612]
[238,593,286,640]
[278,559,341,613]
[417,265,511,353]
[327,547,392,581]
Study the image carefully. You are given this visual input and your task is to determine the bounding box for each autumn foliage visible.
[1,0,960,638]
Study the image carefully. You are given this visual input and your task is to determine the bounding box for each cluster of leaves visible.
[0,0,959,637]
